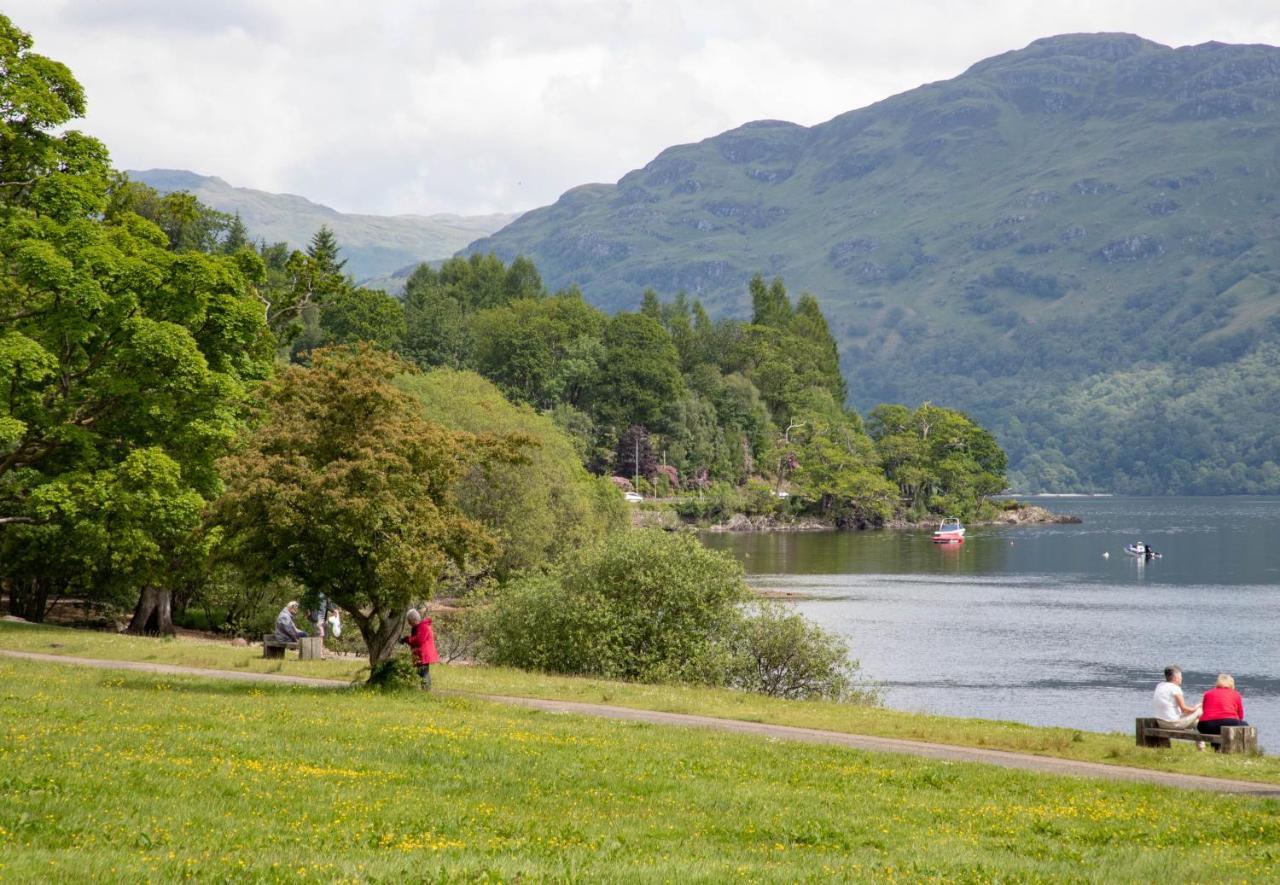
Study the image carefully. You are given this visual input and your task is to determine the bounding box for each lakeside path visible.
[5,648,1278,798]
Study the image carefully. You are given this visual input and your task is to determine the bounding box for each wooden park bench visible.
[262,634,298,659]
[1135,718,1259,755]
[261,635,323,660]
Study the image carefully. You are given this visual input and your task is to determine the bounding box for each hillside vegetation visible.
[131,168,517,283]
[466,34,1280,494]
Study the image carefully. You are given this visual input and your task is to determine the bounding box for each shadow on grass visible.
[100,675,358,697]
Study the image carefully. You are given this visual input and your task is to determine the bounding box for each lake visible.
[699,497,1280,745]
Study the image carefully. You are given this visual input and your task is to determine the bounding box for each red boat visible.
[932,518,966,544]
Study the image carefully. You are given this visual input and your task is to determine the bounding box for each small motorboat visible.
[932,518,966,544]
[1124,542,1162,559]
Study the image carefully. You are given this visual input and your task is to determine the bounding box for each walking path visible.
[4,648,1278,798]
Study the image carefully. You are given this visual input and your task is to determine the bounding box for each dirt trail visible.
[3,648,1277,798]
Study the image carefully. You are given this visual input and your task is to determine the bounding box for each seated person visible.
[1197,673,1249,736]
[1152,665,1200,729]
[273,601,308,643]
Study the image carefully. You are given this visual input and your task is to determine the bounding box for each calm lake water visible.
[699,497,1280,744]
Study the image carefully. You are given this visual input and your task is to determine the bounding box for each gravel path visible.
[4,648,1277,797]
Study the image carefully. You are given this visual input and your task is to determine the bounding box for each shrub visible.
[726,603,876,702]
[431,605,487,664]
[742,479,781,517]
[675,481,744,521]
[482,530,748,681]
[365,652,421,691]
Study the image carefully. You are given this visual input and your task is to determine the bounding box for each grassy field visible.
[3,654,1280,882]
[3,621,1280,790]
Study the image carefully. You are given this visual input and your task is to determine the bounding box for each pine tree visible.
[222,211,249,253]
[307,225,346,274]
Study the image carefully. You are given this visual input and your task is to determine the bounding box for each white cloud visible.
[7,0,1280,215]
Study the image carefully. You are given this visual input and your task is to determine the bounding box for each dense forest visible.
[0,13,1003,657]
[258,238,1007,527]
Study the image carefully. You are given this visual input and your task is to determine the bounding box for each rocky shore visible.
[701,502,1080,533]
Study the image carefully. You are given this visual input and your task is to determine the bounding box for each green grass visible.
[4,621,1280,790]
[3,655,1280,882]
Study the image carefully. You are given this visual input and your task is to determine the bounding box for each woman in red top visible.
[401,608,440,691]
[1197,673,1248,736]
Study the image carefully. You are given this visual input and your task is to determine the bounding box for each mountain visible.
[464,34,1280,494]
[130,169,519,284]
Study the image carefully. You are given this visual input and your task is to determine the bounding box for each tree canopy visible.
[215,347,524,669]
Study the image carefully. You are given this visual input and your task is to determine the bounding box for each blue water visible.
[699,497,1280,744]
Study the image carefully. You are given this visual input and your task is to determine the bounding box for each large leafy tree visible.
[0,14,273,624]
[868,402,1008,517]
[397,368,625,579]
[785,391,898,526]
[591,312,684,434]
[215,347,522,669]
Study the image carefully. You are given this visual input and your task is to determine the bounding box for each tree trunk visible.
[357,608,408,676]
[127,585,175,636]
[9,578,49,622]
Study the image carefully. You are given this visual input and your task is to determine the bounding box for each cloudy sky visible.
[9,1,1280,216]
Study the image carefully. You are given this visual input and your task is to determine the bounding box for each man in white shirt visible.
[1153,665,1201,730]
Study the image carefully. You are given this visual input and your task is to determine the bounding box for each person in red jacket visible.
[1197,673,1249,740]
[400,608,440,691]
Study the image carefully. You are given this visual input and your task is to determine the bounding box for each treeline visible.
[239,240,1006,527]
[71,176,1009,526]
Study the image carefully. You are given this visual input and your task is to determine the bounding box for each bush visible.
[482,530,748,681]
[726,603,876,702]
[742,479,782,517]
[674,481,744,521]
[365,652,421,691]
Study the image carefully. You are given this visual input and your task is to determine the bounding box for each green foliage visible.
[396,368,626,579]
[591,312,685,433]
[482,530,749,682]
[726,602,872,701]
[674,482,745,521]
[0,14,273,621]
[781,390,899,526]
[868,403,1007,519]
[365,651,421,691]
[319,287,406,350]
[214,347,522,669]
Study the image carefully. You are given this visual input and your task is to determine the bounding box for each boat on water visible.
[932,518,966,544]
[1124,542,1162,559]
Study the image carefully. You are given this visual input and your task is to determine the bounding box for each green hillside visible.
[465,34,1280,494]
[130,168,518,284]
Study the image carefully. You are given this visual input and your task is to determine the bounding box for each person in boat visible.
[1197,674,1249,740]
[1152,665,1201,732]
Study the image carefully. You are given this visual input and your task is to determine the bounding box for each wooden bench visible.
[262,635,298,659]
[261,635,323,660]
[1135,718,1259,755]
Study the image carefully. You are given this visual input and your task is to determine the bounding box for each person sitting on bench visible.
[273,601,308,643]
[1198,673,1249,736]
[1153,664,1201,730]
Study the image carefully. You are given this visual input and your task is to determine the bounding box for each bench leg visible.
[1219,727,1259,755]
[263,645,284,659]
[1135,719,1170,748]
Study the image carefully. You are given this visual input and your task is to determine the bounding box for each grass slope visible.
[4,622,1280,787]
[130,169,518,284]
[465,34,1280,495]
[4,655,1280,881]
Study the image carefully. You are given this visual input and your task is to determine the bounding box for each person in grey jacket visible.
[274,601,308,642]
